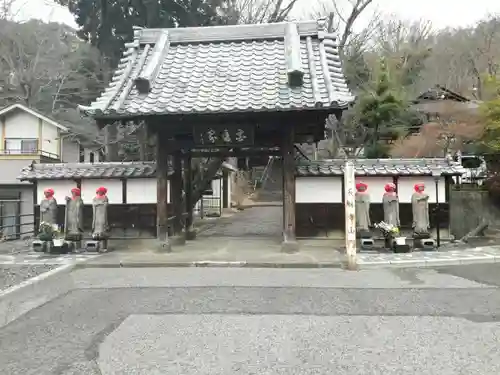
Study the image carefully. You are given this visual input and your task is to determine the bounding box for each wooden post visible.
[344,159,357,269]
[184,153,196,240]
[222,169,229,209]
[156,134,171,252]
[281,125,299,253]
[171,152,186,245]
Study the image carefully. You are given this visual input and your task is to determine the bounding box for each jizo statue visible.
[411,183,430,235]
[382,183,400,228]
[92,186,109,242]
[65,187,84,241]
[355,182,371,233]
[40,188,57,225]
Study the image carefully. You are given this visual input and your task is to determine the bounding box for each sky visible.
[8,0,500,31]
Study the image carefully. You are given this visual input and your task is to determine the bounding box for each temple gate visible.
[79,19,354,252]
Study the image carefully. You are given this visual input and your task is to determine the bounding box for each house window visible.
[4,139,38,154]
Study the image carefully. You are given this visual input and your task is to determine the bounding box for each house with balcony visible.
[0,103,101,239]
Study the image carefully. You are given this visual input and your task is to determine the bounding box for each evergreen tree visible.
[355,60,410,157]
[56,0,233,66]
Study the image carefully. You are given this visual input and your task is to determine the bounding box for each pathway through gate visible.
[198,157,284,243]
[198,206,283,240]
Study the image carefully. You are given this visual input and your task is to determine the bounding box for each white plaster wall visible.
[126,179,170,203]
[37,180,76,206]
[4,111,38,138]
[355,176,394,203]
[397,176,447,203]
[127,178,160,204]
[41,121,59,156]
[81,179,123,204]
[296,177,342,203]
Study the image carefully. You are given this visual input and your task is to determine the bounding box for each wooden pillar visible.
[184,153,196,240]
[171,152,186,245]
[156,134,171,252]
[281,125,299,253]
[222,169,229,209]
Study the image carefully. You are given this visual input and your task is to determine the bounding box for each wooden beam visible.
[156,135,171,251]
[138,21,319,44]
[189,149,281,157]
[281,125,299,253]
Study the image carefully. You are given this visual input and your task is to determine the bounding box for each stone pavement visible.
[3,266,500,374]
[0,252,100,265]
[358,245,500,268]
[79,238,500,268]
[198,205,283,238]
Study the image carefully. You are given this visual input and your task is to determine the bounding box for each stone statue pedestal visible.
[84,239,108,253]
[413,233,436,250]
[31,240,46,252]
[357,230,374,250]
[31,239,70,254]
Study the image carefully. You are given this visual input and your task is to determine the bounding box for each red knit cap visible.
[96,186,107,194]
[384,183,396,192]
[71,187,81,195]
[414,183,424,192]
[356,182,367,191]
[44,188,54,196]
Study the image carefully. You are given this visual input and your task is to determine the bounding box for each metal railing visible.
[0,213,35,240]
[0,149,59,159]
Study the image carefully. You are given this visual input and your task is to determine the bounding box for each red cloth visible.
[96,186,107,194]
[384,183,396,192]
[44,188,54,196]
[71,188,81,196]
[356,182,367,191]
[414,183,424,192]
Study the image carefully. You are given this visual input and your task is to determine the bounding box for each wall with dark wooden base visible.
[296,203,450,238]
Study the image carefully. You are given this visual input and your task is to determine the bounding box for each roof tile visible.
[18,161,237,181]
[296,158,466,177]
[19,162,162,181]
[80,20,354,118]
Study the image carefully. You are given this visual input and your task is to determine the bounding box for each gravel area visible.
[0,264,57,292]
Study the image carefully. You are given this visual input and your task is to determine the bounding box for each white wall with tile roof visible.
[81,179,122,204]
[296,177,342,203]
[397,177,447,203]
[37,180,77,206]
[126,178,170,204]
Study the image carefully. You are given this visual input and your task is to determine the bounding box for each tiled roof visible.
[19,162,161,181]
[79,20,354,118]
[296,158,466,177]
[18,161,236,181]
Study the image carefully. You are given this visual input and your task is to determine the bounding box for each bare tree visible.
[224,0,301,24]
[324,110,368,158]
[372,19,433,93]
[391,102,483,157]
[0,0,21,20]
[0,20,75,107]
[312,0,377,53]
